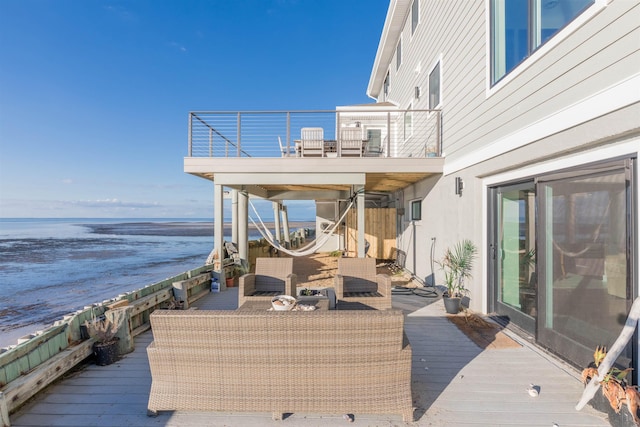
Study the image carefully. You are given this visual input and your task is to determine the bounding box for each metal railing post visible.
[336,111,341,157]
[237,112,242,157]
[386,112,391,158]
[286,112,291,155]
[437,110,442,156]
[188,113,193,157]
[209,128,213,157]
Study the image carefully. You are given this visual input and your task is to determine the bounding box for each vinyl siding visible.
[447,0,639,161]
[382,0,640,164]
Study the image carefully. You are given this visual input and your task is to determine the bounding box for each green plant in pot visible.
[438,239,478,314]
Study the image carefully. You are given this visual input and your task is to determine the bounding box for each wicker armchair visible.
[238,257,297,307]
[334,257,392,310]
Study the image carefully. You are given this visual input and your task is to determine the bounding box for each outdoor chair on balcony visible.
[334,257,392,310]
[278,136,296,157]
[364,136,384,157]
[339,127,364,157]
[300,127,324,157]
[238,257,297,306]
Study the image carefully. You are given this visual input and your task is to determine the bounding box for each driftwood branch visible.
[576,297,640,411]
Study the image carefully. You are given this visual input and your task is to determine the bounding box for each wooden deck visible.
[10,288,610,426]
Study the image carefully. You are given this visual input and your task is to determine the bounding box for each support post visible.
[273,202,282,243]
[231,190,238,245]
[238,191,248,262]
[356,185,365,257]
[282,205,291,248]
[214,184,226,290]
[0,391,9,427]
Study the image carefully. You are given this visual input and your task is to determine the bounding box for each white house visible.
[366,0,639,384]
[184,0,639,393]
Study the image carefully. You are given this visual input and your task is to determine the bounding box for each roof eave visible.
[366,0,412,100]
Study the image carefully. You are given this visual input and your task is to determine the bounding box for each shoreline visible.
[82,220,316,237]
[0,323,50,348]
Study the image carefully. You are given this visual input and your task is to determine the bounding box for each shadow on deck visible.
[10,286,610,426]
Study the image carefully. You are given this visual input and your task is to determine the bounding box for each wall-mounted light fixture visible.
[415,86,421,99]
[455,177,464,196]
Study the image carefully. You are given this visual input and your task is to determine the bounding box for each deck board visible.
[9,288,611,426]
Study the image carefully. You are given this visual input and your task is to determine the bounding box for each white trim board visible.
[444,73,640,176]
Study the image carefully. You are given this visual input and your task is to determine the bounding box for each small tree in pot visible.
[438,239,478,314]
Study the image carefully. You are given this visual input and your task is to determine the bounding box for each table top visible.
[237,298,330,312]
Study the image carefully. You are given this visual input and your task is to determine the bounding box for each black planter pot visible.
[93,339,120,366]
[443,297,461,314]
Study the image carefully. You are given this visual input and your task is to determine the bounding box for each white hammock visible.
[249,199,355,257]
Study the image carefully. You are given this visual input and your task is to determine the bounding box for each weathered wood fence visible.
[0,263,215,427]
[345,208,397,259]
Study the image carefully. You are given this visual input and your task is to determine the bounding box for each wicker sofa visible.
[146,309,414,422]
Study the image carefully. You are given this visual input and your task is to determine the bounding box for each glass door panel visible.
[537,163,632,370]
[492,181,536,333]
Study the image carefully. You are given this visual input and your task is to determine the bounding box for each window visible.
[490,0,594,85]
[428,61,441,109]
[410,200,422,221]
[411,0,419,35]
[396,38,402,70]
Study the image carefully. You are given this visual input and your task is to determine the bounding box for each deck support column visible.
[273,202,282,243]
[214,183,226,290]
[282,205,291,248]
[356,185,365,257]
[238,190,248,263]
[231,190,238,245]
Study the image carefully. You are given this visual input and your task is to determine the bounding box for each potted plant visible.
[437,239,478,314]
[582,346,640,424]
[83,309,125,365]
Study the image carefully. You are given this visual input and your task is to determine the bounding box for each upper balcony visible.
[188,107,441,159]
[184,106,444,197]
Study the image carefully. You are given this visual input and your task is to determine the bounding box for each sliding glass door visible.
[489,158,635,372]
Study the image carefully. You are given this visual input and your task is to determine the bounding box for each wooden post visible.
[0,391,9,427]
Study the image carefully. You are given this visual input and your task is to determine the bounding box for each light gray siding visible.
[382,1,640,164]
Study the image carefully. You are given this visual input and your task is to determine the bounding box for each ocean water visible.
[0,218,288,346]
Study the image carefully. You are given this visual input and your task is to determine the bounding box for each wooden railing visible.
[0,264,215,426]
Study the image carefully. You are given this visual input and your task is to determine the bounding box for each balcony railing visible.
[188,110,441,158]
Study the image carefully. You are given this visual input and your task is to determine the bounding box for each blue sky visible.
[0,0,388,220]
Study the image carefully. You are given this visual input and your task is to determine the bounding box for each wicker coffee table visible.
[296,287,336,309]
